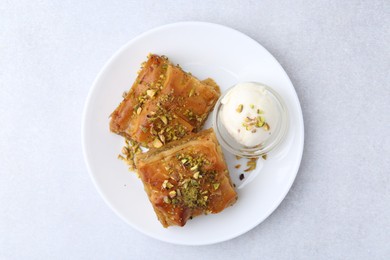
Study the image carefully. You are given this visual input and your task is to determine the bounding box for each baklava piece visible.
[110,54,220,148]
[135,128,237,228]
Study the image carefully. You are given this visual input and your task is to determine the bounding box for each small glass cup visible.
[212,82,288,158]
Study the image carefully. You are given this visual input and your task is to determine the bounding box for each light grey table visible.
[1,1,389,259]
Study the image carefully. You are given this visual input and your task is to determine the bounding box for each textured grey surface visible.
[1,1,389,259]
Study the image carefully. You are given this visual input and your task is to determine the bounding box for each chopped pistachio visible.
[136,107,142,115]
[152,138,163,148]
[146,89,156,97]
[203,196,208,201]
[166,182,174,189]
[189,88,195,97]
[162,180,168,189]
[244,157,259,172]
[118,138,141,171]
[190,165,198,171]
[159,115,168,125]
[121,147,129,155]
[158,134,165,143]
[234,164,241,169]
[262,154,267,160]
[263,123,270,131]
[169,190,177,198]
[257,116,265,124]
[236,104,243,113]
[163,196,171,204]
[213,183,220,190]
[250,104,255,109]
[150,127,157,135]
[193,171,200,179]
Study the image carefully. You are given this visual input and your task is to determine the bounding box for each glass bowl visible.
[212,82,288,158]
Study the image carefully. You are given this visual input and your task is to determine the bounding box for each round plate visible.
[82,22,304,245]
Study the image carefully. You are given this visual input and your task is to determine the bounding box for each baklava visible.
[110,54,220,148]
[135,128,237,227]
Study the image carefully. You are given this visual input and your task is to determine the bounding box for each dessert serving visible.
[83,22,304,244]
[110,54,221,149]
[213,82,288,158]
[109,54,236,228]
[220,82,277,146]
[135,128,237,227]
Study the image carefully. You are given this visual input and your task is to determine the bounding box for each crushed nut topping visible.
[169,190,177,198]
[136,107,142,115]
[244,157,259,172]
[188,88,195,97]
[193,171,200,179]
[161,153,216,209]
[163,196,171,203]
[146,89,156,97]
[152,138,163,148]
[236,104,244,113]
[117,138,142,171]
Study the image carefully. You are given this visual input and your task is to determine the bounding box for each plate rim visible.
[82,21,305,245]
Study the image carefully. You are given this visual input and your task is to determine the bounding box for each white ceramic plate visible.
[82,22,304,245]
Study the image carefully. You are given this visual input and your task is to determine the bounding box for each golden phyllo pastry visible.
[110,54,220,148]
[135,128,237,228]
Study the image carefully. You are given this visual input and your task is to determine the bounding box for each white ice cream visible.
[220,82,279,147]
